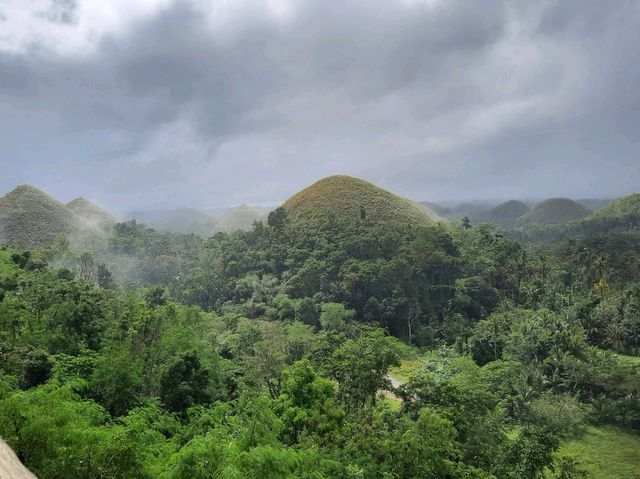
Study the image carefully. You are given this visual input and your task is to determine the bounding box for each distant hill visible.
[420,201,452,217]
[577,198,613,211]
[504,193,640,242]
[67,197,118,231]
[0,185,101,247]
[476,200,530,225]
[450,202,499,220]
[421,201,499,220]
[283,175,440,226]
[517,198,590,225]
[128,208,219,236]
[215,204,267,232]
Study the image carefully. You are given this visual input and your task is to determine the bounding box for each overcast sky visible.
[1,0,639,211]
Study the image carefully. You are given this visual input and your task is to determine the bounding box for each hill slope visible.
[585,193,640,223]
[574,193,640,232]
[577,198,613,211]
[517,198,589,225]
[420,201,452,217]
[215,204,267,232]
[283,175,440,226]
[0,185,101,247]
[478,200,530,225]
[67,197,118,231]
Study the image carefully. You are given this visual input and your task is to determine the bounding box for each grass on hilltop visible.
[517,198,590,225]
[283,175,440,226]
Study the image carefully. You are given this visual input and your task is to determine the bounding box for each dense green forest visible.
[1,203,639,478]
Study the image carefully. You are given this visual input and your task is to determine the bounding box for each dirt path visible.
[382,373,405,401]
[387,374,404,389]
[0,440,36,479]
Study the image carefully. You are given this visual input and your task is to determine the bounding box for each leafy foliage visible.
[0,182,639,478]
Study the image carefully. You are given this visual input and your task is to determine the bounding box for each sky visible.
[1,0,639,211]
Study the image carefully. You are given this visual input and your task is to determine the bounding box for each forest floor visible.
[0,440,36,479]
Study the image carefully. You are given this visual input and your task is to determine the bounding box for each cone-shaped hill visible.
[215,204,267,232]
[517,198,589,225]
[283,175,440,226]
[0,185,102,247]
[479,200,530,225]
[67,197,119,231]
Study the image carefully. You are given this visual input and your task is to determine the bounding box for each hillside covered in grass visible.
[557,426,640,478]
[284,175,440,226]
[0,186,103,247]
[66,197,118,231]
[517,198,590,225]
[214,204,267,232]
[574,193,640,232]
[478,200,530,225]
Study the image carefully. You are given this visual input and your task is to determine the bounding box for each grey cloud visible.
[0,0,638,209]
[40,0,79,25]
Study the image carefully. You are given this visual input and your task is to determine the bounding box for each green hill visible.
[517,198,589,225]
[283,175,440,226]
[477,200,529,225]
[0,185,102,247]
[67,197,118,232]
[215,204,267,232]
[583,193,640,224]
[573,193,640,233]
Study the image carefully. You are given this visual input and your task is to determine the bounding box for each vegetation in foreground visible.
[555,426,640,479]
[0,190,638,478]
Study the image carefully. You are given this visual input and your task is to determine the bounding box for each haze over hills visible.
[67,197,119,232]
[420,197,625,228]
[126,208,219,236]
[420,201,502,220]
[284,175,440,226]
[517,198,590,225]
[0,185,103,247]
[576,198,613,211]
[215,204,268,232]
[0,181,357,243]
[502,193,640,242]
[125,205,270,235]
[0,181,632,245]
[476,200,530,225]
[419,201,452,217]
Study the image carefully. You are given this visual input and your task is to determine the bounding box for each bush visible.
[527,393,588,437]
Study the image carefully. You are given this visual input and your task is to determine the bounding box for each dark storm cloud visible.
[0,0,638,210]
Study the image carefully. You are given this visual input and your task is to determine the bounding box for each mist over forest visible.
[1,1,639,478]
